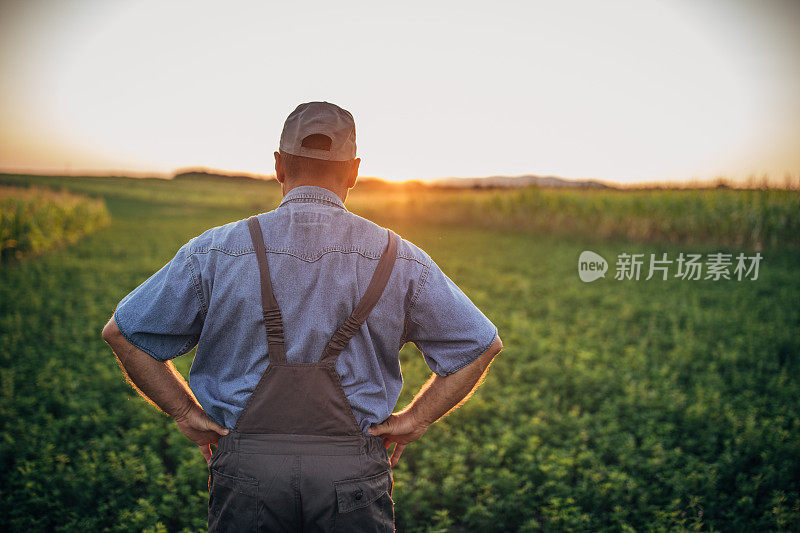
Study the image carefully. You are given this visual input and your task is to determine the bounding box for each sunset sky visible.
[0,0,798,184]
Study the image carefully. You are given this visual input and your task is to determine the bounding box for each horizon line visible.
[1,166,798,190]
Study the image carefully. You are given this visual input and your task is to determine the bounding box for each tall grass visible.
[349,186,800,250]
[0,186,110,263]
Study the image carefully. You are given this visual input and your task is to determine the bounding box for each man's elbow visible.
[101,316,122,344]
[474,333,503,368]
[488,333,503,357]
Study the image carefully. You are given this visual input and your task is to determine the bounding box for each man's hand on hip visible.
[173,403,229,464]
[369,335,503,468]
[102,316,230,464]
[368,409,428,467]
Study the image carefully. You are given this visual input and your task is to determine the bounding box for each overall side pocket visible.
[333,470,394,532]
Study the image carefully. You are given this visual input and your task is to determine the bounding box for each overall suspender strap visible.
[247,216,287,364]
[320,229,398,365]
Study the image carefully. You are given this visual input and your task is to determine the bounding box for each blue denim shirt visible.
[114,185,498,434]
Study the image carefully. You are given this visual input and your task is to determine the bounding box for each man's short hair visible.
[280,134,354,181]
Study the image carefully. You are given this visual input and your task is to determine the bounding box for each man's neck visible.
[281,180,348,204]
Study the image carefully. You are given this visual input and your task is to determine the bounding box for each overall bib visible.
[208,216,398,532]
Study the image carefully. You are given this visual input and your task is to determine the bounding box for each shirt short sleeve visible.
[404,255,498,376]
[113,242,206,361]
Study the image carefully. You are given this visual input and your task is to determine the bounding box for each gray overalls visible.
[208,215,398,532]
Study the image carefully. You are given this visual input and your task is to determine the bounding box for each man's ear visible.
[347,158,360,189]
[274,151,285,184]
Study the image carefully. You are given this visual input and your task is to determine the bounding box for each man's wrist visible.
[405,405,433,429]
[172,395,197,422]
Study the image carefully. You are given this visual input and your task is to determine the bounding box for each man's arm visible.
[101,316,228,463]
[369,333,503,466]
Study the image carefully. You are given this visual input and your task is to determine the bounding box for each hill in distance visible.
[432,175,612,189]
[172,169,270,183]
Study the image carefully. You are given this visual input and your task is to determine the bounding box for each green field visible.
[0,174,798,531]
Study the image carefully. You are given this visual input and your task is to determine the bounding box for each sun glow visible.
[1,0,798,185]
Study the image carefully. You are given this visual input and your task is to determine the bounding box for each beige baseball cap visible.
[279,101,357,161]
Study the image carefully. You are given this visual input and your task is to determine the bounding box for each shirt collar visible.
[278,185,347,211]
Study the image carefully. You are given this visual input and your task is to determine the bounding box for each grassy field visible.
[0,173,798,531]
